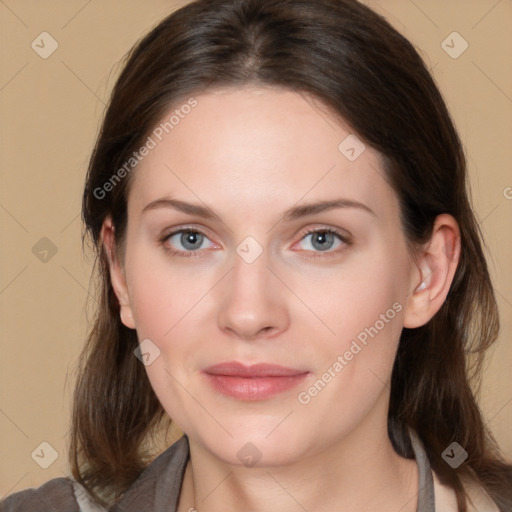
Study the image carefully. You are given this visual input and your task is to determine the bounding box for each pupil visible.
[313,232,333,251]
[182,231,202,249]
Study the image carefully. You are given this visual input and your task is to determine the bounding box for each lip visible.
[202,362,310,401]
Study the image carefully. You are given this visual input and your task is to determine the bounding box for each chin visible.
[194,423,313,468]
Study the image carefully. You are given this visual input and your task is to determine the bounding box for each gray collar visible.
[410,428,436,512]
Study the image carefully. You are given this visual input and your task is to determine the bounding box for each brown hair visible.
[73,0,512,509]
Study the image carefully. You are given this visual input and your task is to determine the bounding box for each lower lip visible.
[203,373,309,401]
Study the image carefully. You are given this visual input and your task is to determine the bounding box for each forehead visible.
[127,86,399,223]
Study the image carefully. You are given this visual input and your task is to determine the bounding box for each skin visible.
[103,86,460,512]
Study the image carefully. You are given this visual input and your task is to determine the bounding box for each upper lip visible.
[203,362,308,378]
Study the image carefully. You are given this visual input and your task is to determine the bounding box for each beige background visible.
[1,0,511,497]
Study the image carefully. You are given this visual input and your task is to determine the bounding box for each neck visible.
[177,404,418,512]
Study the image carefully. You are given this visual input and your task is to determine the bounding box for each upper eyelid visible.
[161,225,217,243]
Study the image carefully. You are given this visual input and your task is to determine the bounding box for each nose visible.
[217,248,290,341]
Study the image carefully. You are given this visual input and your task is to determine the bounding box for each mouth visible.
[202,362,310,401]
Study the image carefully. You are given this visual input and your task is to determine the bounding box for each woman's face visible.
[114,86,419,466]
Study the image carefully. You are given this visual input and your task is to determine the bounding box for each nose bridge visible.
[217,240,289,339]
[231,246,270,299]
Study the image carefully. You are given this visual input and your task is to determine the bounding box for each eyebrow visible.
[142,197,376,220]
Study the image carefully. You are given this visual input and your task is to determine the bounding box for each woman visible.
[2,0,511,511]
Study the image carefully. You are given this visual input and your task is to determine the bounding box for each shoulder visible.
[432,470,500,512]
[1,436,189,512]
[0,477,80,512]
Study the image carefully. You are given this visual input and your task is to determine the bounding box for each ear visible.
[100,217,136,329]
[403,214,461,329]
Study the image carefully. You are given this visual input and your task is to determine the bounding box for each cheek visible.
[292,248,407,401]
[124,246,220,391]
[126,244,210,339]
[289,247,407,346]
[124,249,208,426]
[291,291,403,439]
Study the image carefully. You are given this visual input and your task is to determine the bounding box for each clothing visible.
[0,431,499,512]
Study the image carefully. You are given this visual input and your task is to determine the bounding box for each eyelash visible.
[159,226,351,259]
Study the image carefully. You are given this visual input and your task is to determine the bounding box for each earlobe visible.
[403,214,461,329]
[100,217,136,330]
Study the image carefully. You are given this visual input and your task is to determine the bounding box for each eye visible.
[160,226,350,259]
[161,228,216,257]
[293,228,349,256]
